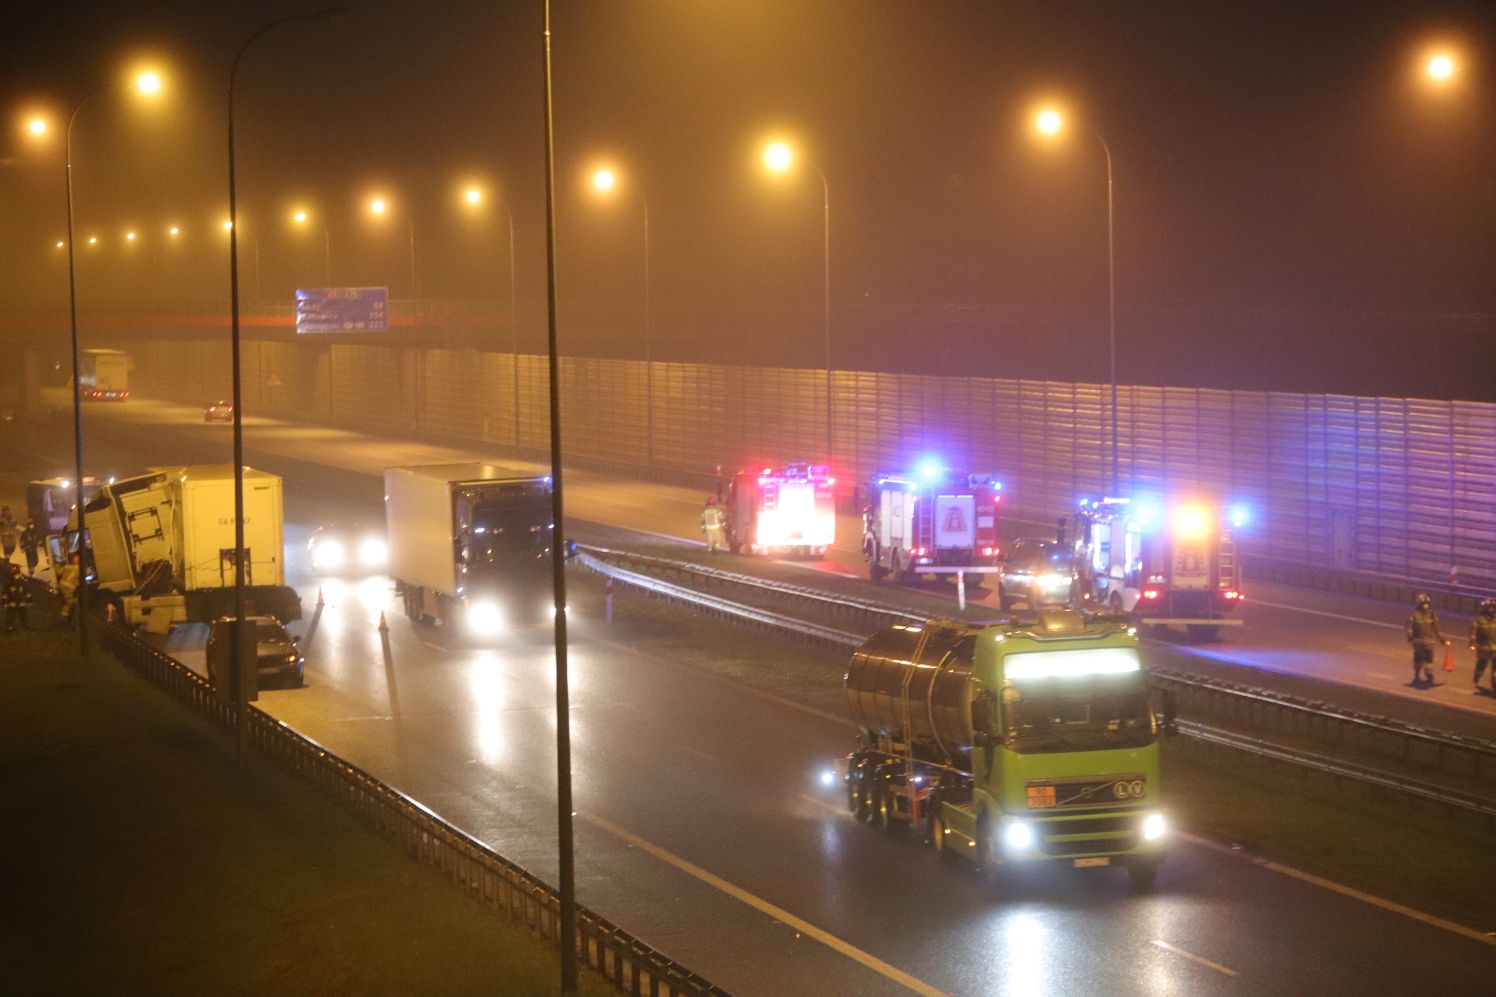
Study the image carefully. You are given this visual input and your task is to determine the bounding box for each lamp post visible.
[1034,107,1119,495]
[60,68,164,655]
[589,166,652,463]
[460,184,520,445]
[369,195,419,301]
[226,6,343,757]
[292,207,332,285]
[540,2,577,991]
[760,140,832,463]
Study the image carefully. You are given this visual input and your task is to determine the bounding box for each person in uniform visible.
[55,554,81,624]
[0,505,18,568]
[1469,599,1496,694]
[4,565,31,632]
[1403,593,1448,687]
[19,519,42,577]
[700,496,728,554]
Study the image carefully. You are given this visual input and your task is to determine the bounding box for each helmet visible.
[1415,593,1431,610]
[705,496,716,505]
[1481,599,1496,616]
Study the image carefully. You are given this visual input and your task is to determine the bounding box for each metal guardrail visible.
[94,621,730,997]
[580,547,1496,826]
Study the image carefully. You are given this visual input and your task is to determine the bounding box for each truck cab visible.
[723,462,835,557]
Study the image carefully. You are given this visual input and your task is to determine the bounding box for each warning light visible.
[914,547,927,556]
[1142,589,1161,600]
[1173,503,1211,540]
[1223,590,1242,601]
[916,457,943,482]
[981,546,995,557]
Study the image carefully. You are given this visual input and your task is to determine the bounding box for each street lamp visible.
[587,164,653,462]
[458,182,521,444]
[26,116,48,138]
[224,6,344,759]
[367,193,419,300]
[1033,105,1120,495]
[60,65,165,655]
[759,138,832,463]
[1423,50,1459,86]
[290,206,331,286]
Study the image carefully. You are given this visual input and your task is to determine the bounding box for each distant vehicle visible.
[385,463,553,635]
[862,460,1002,583]
[997,538,1076,611]
[723,462,835,557]
[307,523,388,574]
[206,615,304,690]
[79,348,131,401]
[203,401,234,423]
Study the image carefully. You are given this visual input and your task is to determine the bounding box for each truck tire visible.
[867,544,888,582]
[1128,859,1160,894]
[1187,625,1220,642]
[874,782,897,831]
[931,808,952,860]
[848,766,868,820]
[976,814,1002,887]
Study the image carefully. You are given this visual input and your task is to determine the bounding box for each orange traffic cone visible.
[1442,645,1455,672]
[377,611,389,633]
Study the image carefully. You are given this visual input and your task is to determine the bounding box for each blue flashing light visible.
[1230,504,1251,529]
[915,456,943,483]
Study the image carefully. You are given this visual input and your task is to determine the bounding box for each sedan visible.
[307,523,389,574]
[204,401,234,422]
[998,538,1076,611]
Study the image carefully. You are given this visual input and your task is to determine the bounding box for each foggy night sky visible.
[1,0,1493,397]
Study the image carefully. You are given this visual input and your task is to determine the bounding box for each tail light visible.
[1142,589,1161,600]
[981,546,995,557]
[915,547,927,557]
[1223,590,1242,601]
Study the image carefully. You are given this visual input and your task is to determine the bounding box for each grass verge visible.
[0,623,610,997]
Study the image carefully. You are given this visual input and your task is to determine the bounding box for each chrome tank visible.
[844,622,978,764]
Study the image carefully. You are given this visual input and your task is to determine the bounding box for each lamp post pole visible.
[1096,132,1118,495]
[540,1,577,990]
[639,190,652,465]
[505,204,520,446]
[815,164,830,464]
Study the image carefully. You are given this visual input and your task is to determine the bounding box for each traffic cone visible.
[1442,646,1455,672]
[105,602,116,624]
[377,611,389,633]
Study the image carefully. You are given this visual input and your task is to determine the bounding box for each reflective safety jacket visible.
[701,506,727,531]
[1405,609,1445,648]
[1471,614,1496,654]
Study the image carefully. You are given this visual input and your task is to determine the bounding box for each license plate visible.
[1073,857,1110,868]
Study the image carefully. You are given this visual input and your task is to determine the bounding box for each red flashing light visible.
[915,547,927,556]
[981,546,995,557]
[1223,590,1242,601]
[993,495,1002,504]
[1142,589,1161,600]
[762,467,772,475]
[826,477,835,486]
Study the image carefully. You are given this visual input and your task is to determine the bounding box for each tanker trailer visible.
[841,610,1177,892]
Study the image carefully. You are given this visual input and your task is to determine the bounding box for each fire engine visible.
[723,462,835,557]
[861,461,1002,583]
[1069,496,1244,640]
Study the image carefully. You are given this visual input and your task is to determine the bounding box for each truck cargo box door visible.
[118,482,175,575]
[935,494,975,549]
[1170,536,1212,590]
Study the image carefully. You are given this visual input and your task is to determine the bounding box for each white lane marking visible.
[1247,598,1402,631]
[798,792,846,816]
[420,640,445,652]
[1178,831,1496,948]
[584,811,952,997]
[1150,939,1239,977]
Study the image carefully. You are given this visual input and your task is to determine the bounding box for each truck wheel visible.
[931,808,952,859]
[975,816,1002,887]
[873,783,893,830]
[869,561,888,582]
[1186,625,1220,642]
[1128,859,1160,894]
[848,768,868,820]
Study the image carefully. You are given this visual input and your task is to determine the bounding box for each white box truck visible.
[67,464,300,629]
[385,462,553,634]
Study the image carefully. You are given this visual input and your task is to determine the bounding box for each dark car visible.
[307,522,388,574]
[997,538,1076,611]
[206,615,305,689]
[204,400,234,422]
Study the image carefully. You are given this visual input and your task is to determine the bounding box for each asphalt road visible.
[4,398,1496,995]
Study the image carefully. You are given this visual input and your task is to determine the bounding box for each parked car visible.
[997,538,1076,610]
[206,615,305,689]
[204,400,234,422]
[307,522,388,574]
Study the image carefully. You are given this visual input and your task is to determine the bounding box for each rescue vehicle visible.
[861,461,1002,583]
[723,462,835,557]
[1068,496,1244,640]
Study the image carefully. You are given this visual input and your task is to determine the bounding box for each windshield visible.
[465,500,552,563]
[1002,674,1155,753]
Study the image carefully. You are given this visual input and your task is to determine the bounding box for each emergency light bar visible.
[1004,647,1142,680]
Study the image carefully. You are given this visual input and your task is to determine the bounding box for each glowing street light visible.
[1031,101,1120,493]
[369,196,386,215]
[223,219,234,231]
[136,71,163,96]
[168,225,180,237]
[1425,51,1457,85]
[366,194,418,298]
[587,163,654,460]
[290,206,332,285]
[124,230,136,242]
[55,240,65,249]
[464,185,482,206]
[458,180,520,441]
[86,235,98,246]
[757,137,832,461]
[27,116,48,137]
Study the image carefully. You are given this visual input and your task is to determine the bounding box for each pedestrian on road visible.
[4,565,32,632]
[1470,599,1496,694]
[55,554,80,624]
[0,505,19,567]
[1404,593,1448,687]
[701,496,728,554]
[19,518,42,577]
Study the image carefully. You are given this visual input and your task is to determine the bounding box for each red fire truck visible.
[723,462,836,557]
[861,461,1002,583]
[1070,496,1244,640]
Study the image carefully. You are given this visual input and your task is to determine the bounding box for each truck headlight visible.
[1004,821,1035,851]
[313,540,345,570]
[468,600,503,636]
[1142,813,1167,841]
[358,537,388,567]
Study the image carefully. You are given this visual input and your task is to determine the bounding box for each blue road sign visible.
[295,287,389,334]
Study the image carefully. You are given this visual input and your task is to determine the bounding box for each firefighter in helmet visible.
[1469,599,1496,694]
[1404,593,1448,687]
[701,495,728,554]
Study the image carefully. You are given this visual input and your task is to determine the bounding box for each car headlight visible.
[358,537,388,567]
[468,600,503,636]
[312,539,345,569]
[1038,573,1069,589]
[1004,821,1035,851]
[1142,813,1167,842]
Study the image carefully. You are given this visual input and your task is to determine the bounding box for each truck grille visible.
[1041,833,1140,856]
[1025,774,1146,810]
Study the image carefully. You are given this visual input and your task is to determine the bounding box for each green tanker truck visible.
[841,610,1177,892]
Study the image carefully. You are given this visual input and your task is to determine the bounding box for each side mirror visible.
[564,540,578,561]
